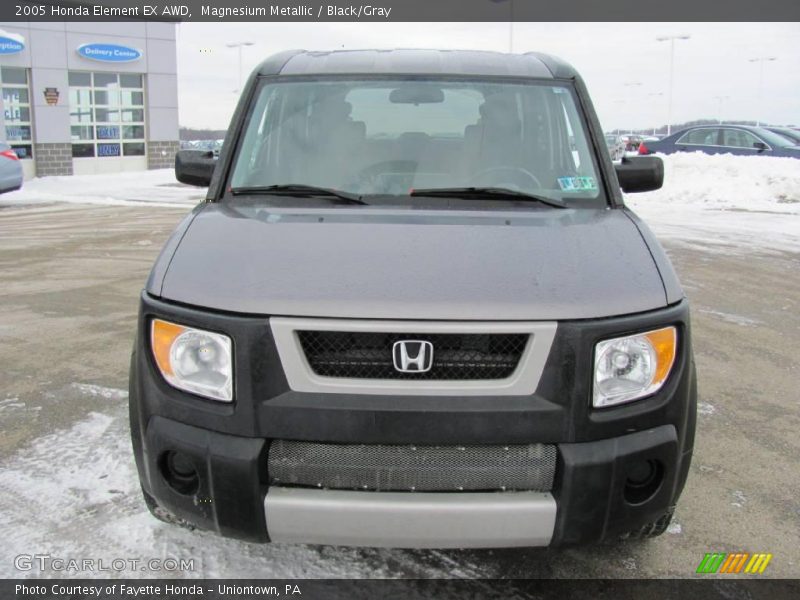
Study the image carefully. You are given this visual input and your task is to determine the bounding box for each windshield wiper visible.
[409,187,566,209]
[230,184,368,205]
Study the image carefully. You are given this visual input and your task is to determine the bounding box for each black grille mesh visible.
[268,440,557,492]
[297,331,528,380]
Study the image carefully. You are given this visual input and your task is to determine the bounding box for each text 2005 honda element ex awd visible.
[130,49,696,548]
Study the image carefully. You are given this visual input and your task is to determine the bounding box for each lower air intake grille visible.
[297,331,528,380]
[268,440,557,492]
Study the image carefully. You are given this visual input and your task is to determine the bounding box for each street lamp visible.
[623,82,642,134]
[226,41,255,93]
[713,95,730,124]
[648,92,664,134]
[748,57,776,126]
[656,34,691,135]
[490,0,514,53]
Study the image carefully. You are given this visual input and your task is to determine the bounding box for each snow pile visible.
[640,152,800,210]
[626,152,800,253]
[1,169,204,208]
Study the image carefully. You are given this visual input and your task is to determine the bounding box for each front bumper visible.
[136,412,688,547]
[130,293,696,547]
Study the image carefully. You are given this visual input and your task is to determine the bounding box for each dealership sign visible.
[77,43,142,63]
[0,35,25,55]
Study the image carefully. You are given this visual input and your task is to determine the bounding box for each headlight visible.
[593,326,676,408]
[151,319,233,402]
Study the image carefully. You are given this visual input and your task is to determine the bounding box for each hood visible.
[152,204,668,320]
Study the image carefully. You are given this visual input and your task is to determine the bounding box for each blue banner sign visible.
[77,43,142,63]
[0,35,24,54]
[97,143,121,157]
[96,126,120,140]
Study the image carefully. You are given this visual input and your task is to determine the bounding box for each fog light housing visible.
[159,450,199,495]
[624,459,664,505]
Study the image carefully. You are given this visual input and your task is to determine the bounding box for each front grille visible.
[297,331,528,380]
[268,440,557,492]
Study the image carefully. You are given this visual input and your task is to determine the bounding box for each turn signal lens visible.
[150,319,233,402]
[593,326,677,408]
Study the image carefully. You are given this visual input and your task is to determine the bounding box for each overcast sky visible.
[176,22,799,132]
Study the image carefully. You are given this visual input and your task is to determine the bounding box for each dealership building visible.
[0,21,179,179]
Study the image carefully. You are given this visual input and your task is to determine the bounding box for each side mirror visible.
[175,150,215,187]
[614,156,664,193]
[753,141,768,152]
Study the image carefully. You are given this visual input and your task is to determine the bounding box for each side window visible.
[721,129,762,149]
[678,128,718,145]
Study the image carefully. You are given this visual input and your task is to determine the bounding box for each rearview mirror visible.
[753,141,768,152]
[175,150,215,187]
[389,85,445,104]
[614,156,664,193]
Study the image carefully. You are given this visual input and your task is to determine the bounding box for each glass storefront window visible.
[1,67,34,159]
[95,108,120,122]
[68,71,146,158]
[70,125,94,141]
[123,142,145,156]
[120,74,143,88]
[68,72,91,87]
[93,72,118,88]
[71,143,95,158]
[69,88,91,106]
[93,90,120,106]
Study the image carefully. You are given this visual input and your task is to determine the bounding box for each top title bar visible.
[2,0,799,22]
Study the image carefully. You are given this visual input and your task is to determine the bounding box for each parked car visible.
[622,134,643,152]
[0,142,23,194]
[604,133,626,160]
[764,126,800,145]
[639,125,800,158]
[131,49,696,549]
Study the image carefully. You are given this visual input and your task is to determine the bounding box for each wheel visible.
[468,166,542,189]
[141,486,196,531]
[621,507,674,540]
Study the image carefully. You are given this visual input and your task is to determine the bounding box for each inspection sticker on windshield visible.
[558,176,598,192]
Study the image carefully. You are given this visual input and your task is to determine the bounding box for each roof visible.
[256,49,578,79]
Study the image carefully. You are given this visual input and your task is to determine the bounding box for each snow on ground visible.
[626,152,800,254]
[1,169,205,209]
[0,388,484,579]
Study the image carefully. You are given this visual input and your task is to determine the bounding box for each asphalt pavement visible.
[0,201,797,578]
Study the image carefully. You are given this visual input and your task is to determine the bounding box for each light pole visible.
[648,92,664,134]
[656,34,691,135]
[490,0,514,52]
[226,41,255,93]
[623,82,642,134]
[713,95,729,124]
[748,57,776,126]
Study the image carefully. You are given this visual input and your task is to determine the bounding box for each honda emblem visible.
[392,340,434,373]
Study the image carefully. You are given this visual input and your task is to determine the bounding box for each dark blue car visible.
[639,125,800,159]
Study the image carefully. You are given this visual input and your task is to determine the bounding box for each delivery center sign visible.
[77,43,142,63]
[0,32,25,54]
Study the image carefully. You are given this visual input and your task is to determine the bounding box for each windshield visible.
[229,78,605,206]
[756,128,799,148]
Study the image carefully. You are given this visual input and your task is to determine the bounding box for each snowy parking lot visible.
[0,153,798,579]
